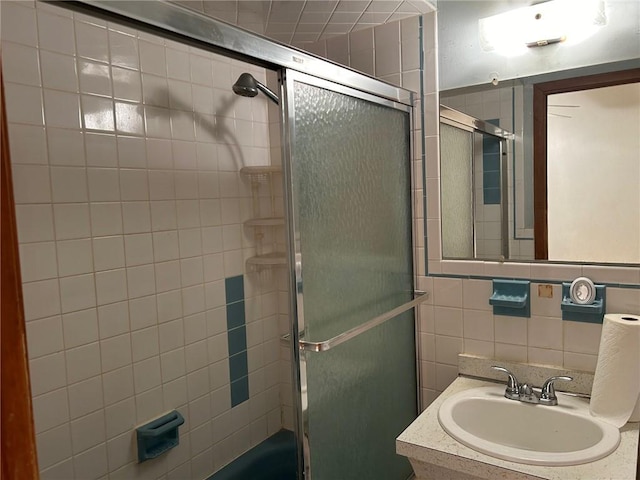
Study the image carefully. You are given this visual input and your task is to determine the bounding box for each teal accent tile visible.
[483,171,500,189]
[226,300,245,330]
[228,325,247,356]
[229,351,248,382]
[231,376,249,407]
[484,188,501,205]
[483,154,500,172]
[483,136,500,154]
[225,275,244,304]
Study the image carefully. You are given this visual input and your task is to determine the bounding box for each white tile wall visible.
[3,1,286,478]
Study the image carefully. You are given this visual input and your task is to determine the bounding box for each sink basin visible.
[438,385,620,466]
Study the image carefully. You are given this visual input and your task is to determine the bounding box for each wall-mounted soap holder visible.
[136,410,185,463]
[489,279,530,318]
[561,281,606,324]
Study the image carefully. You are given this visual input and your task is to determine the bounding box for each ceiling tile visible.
[302,0,339,12]
[333,1,371,13]
[322,23,352,35]
[267,32,294,43]
[202,1,238,13]
[365,1,401,13]
[295,23,326,33]
[269,1,305,22]
[359,12,393,23]
[387,11,415,22]
[237,21,266,34]
[328,11,363,23]
[351,22,378,32]
[292,32,321,42]
[406,0,435,14]
[265,22,298,34]
[194,0,427,47]
[237,0,271,13]
[395,0,421,13]
[299,10,333,23]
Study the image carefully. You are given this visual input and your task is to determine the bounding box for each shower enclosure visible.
[4,2,422,478]
[282,71,418,479]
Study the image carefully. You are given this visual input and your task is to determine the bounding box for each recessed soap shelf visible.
[561,282,606,324]
[489,280,530,317]
[136,410,184,463]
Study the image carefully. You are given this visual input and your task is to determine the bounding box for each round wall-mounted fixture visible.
[569,277,596,305]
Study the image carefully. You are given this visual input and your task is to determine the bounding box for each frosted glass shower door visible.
[281,70,417,480]
[440,123,474,258]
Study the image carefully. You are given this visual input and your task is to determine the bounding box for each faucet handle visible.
[491,366,520,400]
[540,375,573,405]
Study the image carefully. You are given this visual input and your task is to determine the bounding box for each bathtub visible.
[208,429,297,480]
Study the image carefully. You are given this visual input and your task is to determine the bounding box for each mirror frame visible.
[533,67,640,260]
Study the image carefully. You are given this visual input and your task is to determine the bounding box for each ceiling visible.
[173,0,435,45]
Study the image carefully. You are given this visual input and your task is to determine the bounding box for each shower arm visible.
[255,82,280,105]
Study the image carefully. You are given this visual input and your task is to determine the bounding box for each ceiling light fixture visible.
[479,0,607,57]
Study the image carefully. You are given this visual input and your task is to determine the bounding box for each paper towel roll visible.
[589,313,640,427]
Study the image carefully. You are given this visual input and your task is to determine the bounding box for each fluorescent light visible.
[479,0,607,57]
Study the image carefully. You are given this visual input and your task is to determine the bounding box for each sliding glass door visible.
[281,70,418,480]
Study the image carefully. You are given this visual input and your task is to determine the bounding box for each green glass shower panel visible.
[289,78,416,480]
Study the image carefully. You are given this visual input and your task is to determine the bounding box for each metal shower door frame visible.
[279,68,418,480]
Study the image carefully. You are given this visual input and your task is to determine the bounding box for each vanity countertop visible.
[396,376,639,480]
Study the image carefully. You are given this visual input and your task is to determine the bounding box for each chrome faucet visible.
[491,366,573,406]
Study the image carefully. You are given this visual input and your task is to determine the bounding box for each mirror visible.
[437,0,640,264]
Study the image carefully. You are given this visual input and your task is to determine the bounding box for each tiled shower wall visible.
[2,1,286,478]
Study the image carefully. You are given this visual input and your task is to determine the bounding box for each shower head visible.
[232,72,279,105]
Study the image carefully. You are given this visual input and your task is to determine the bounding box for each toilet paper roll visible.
[589,314,640,427]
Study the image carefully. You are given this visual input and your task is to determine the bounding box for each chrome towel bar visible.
[297,290,428,353]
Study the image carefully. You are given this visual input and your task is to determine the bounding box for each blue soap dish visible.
[136,410,185,463]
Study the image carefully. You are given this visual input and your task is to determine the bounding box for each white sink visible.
[438,385,621,466]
